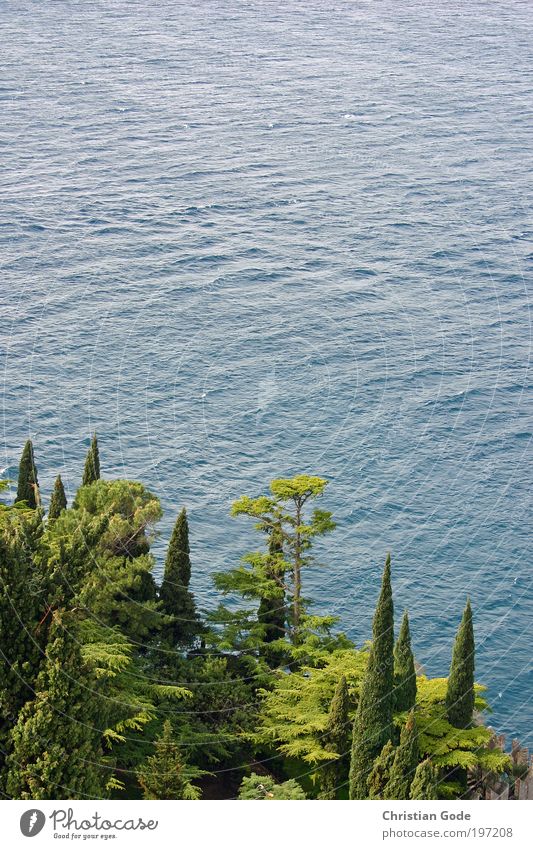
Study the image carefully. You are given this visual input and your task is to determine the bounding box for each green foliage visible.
[82,433,101,487]
[410,758,439,800]
[3,465,194,799]
[0,452,514,802]
[160,508,198,643]
[384,711,418,799]
[151,647,259,773]
[207,603,270,656]
[78,618,191,796]
[414,677,511,782]
[394,610,416,713]
[349,554,394,799]
[40,479,161,612]
[256,649,364,793]
[78,553,161,642]
[136,720,201,800]
[269,475,329,501]
[257,528,287,665]
[74,479,162,559]
[319,675,351,799]
[80,618,189,713]
[230,475,335,641]
[368,740,395,799]
[238,773,305,800]
[4,602,190,800]
[36,504,108,609]
[446,599,475,729]
[0,508,45,782]
[15,440,40,509]
[182,655,257,767]
[6,610,104,800]
[41,480,163,640]
[48,475,67,520]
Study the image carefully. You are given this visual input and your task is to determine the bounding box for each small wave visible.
[349,267,379,279]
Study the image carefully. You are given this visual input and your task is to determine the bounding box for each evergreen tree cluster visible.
[347,558,482,801]
[0,441,511,800]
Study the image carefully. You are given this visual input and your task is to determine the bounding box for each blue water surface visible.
[1,0,531,743]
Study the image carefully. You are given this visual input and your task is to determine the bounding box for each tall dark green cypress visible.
[410,758,439,800]
[82,433,100,487]
[446,599,475,729]
[6,611,104,799]
[0,514,44,785]
[349,553,394,799]
[160,508,197,642]
[368,739,395,799]
[15,440,39,509]
[384,710,418,799]
[320,675,351,799]
[394,610,417,713]
[48,475,67,520]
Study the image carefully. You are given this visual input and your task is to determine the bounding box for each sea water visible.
[1,0,531,743]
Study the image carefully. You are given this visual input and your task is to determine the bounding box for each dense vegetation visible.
[0,439,511,800]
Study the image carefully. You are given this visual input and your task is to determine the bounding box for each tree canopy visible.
[0,445,513,801]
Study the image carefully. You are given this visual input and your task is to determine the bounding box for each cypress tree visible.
[384,710,418,800]
[349,553,394,799]
[0,514,44,785]
[136,720,198,799]
[6,611,104,799]
[82,433,100,487]
[446,599,475,729]
[320,675,351,799]
[160,508,197,642]
[410,758,439,800]
[368,739,395,799]
[394,610,417,713]
[15,440,39,509]
[48,475,67,519]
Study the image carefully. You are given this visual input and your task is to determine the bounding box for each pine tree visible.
[384,711,418,800]
[231,475,335,641]
[15,440,39,509]
[349,553,394,799]
[320,675,351,799]
[160,508,197,643]
[82,433,100,487]
[48,475,67,520]
[410,758,439,800]
[446,599,475,729]
[6,610,104,799]
[368,739,395,799]
[136,720,199,799]
[394,610,417,713]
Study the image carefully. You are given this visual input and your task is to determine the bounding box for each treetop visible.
[270,475,328,501]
